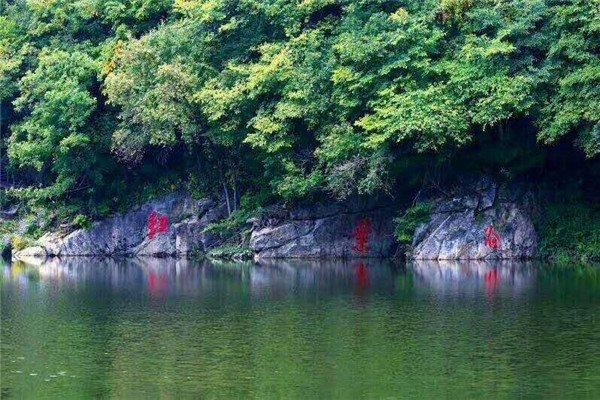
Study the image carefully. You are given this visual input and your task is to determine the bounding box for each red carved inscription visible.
[148,211,169,240]
[353,218,372,255]
[484,225,501,250]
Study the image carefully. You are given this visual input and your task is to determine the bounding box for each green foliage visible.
[207,245,252,261]
[394,202,433,245]
[0,241,9,259]
[203,207,253,239]
[73,214,92,230]
[103,24,203,162]
[22,215,43,238]
[9,49,98,172]
[1,0,598,232]
[538,203,600,263]
[538,0,600,158]
[0,220,18,237]
[11,235,33,251]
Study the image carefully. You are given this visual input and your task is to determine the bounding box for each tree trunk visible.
[223,181,231,217]
[232,179,238,211]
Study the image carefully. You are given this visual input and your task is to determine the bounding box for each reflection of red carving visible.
[148,271,169,296]
[484,226,501,250]
[356,262,370,290]
[353,218,372,255]
[484,269,500,298]
[485,269,500,286]
[148,211,169,240]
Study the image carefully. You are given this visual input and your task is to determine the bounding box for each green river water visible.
[1,259,599,399]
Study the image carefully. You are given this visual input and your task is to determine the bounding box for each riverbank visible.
[3,179,598,264]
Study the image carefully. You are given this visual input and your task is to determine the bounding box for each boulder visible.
[0,205,19,220]
[409,180,538,260]
[250,199,397,259]
[17,193,227,259]
[12,245,47,265]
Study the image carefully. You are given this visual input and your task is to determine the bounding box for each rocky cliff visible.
[408,179,538,260]
[249,200,397,259]
[11,179,540,261]
[13,193,227,259]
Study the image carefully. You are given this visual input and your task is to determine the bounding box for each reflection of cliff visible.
[409,260,537,297]
[4,258,214,297]
[249,260,398,298]
[4,259,539,300]
[4,258,402,298]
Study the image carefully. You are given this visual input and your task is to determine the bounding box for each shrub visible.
[73,214,93,230]
[11,236,30,251]
[0,221,18,236]
[538,203,600,262]
[203,210,250,238]
[0,241,10,259]
[394,202,433,244]
[207,245,253,261]
[203,193,267,240]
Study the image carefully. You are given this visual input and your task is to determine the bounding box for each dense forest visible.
[1,0,599,259]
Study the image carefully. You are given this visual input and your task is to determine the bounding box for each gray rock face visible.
[250,199,397,259]
[18,193,227,259]
[409,180,538,260]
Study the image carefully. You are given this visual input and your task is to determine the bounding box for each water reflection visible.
[410,260,537,299]
[3,258,546,300]
[4,258,600,304]
[247,259,398,298]
[2,258,599,399]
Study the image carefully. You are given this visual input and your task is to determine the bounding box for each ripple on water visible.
[1,258,599,399]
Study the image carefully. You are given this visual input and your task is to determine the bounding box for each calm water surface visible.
[1,258,599,399]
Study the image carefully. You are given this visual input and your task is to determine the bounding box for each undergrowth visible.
[537,202,600,263]
[207,245,253,261]
[394,202,433,244]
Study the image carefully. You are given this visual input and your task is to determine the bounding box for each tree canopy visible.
[1,0,598,220]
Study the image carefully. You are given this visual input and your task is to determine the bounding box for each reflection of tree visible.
[1,263,122,398]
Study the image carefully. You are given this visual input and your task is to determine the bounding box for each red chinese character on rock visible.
[484,225,501,250]
[353,218,372,256]
[148,211,169,240]
[159,214,169,233]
